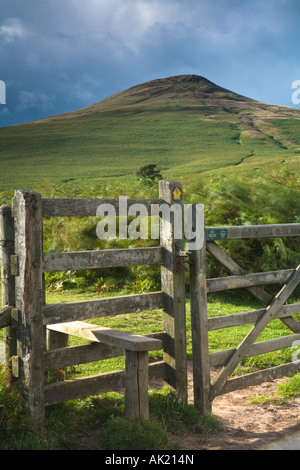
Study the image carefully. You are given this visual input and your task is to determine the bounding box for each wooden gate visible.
[0,180,187,424]
[190,213,300,415]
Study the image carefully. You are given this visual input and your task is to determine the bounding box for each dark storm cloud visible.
[0,0,300,126]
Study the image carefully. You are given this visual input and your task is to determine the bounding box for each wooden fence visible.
[190,220,300,415]
[1,179,300,424]
[0,180,187,424]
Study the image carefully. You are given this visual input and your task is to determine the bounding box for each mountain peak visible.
[79,73,247,115]
[35,74,299,124]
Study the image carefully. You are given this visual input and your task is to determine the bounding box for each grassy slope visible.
[1,74,300,198]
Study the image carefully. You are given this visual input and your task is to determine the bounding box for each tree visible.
[136,164,162,182]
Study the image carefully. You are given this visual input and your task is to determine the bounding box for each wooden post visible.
[189,204,212,415]
[46,327,68,350]
[13,190,45,424]
[0,204,16,382]
[125,350,149,420]
[159,180,187,402]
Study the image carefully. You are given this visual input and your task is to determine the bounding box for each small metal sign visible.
[172,187,182,201]
[206,228,228,240]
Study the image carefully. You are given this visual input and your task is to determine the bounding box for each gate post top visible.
[0,204,12,215]
[13,190,43,218]
[159,180,183,204]
[13,189,42,203]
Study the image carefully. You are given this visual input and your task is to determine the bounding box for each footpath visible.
[261,431,300,450]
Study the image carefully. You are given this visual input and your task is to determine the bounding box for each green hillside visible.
[0,74,300,200]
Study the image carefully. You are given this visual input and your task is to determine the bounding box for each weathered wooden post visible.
[13,190,45,424]
[0,204,16,383]
[189,203,212,415]
[159,180,187,402]
[125,350,149,421]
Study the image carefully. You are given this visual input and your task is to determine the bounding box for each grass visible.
[100,388,221,451]
[249,373,300,405]
[0,372,221,450]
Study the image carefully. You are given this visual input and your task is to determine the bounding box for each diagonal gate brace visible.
[206,241,300,334]
[210,264,300,402]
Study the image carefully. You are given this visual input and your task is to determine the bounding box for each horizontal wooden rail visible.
[218,362,300,396]
[43,291,166,325]
[208,303,300,331]
[207,269,295,293]
[210,333,300,367]
[205,223,300,240]
[44,333,165,370]
[44,361,165,406]
[43,247,163,272]
[47,321,163,352]
[42,197,161,217]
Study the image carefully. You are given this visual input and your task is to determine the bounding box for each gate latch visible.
[175,249,192,273]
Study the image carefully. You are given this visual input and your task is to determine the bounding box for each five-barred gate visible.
[190,221,300,415]
[0,179,300,424]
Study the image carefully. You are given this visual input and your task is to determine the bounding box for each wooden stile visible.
[0,182,188,422]
[47,321,162,352]
[44,333,165,370]
[125,350,149,420]
[48,320,162,420]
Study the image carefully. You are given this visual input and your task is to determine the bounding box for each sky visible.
[1,0,300,127]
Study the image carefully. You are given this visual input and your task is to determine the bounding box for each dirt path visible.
[81,361,300,450]
[179,362,300,450]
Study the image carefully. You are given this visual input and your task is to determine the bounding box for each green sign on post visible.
[206,228,228,240]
